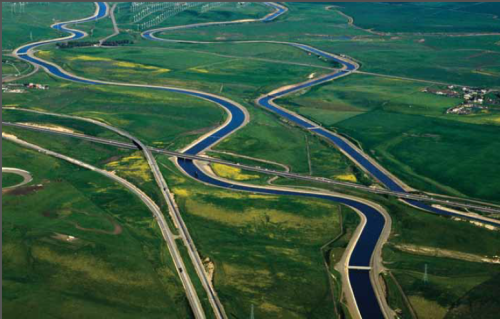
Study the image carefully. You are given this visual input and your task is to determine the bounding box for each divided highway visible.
[5,120,500,221]
[10,2,499,319]
[2,133,205,319]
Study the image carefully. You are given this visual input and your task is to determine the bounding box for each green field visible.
[3,2,500,319]
[37,45,332,96]
[157,157,353,319]
[2,124,172,219]
[277,74,500,202]
[445,274,500,319]
[2,72,225,151]
[2,140,190,319]
[1,2,94,50]
[31,42,367,184]
[2,172,26,188]
[154,3,500,88]
[334,2,500,34]
[384,248,500,319]
[115,2,270,31]
[2,55,33,78]
[2,108,129,142]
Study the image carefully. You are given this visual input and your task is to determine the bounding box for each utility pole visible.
[250,304,254,319]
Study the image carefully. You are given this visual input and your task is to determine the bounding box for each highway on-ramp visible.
[2,132,205,319]
[10,2,500,318]
[5,119,500,221]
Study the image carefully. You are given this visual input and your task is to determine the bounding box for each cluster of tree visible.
[102,39,133,46]
[56,41,99,48]
[56,39,133,49]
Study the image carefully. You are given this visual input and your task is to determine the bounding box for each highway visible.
[99,3,119,45]
[10,3,214,319]
[3,111,225,318]
[2,133,205,319]
[10,2,499,318]
[5,120,500,221]
[143,7,500,226]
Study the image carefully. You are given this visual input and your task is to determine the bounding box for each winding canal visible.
[13,2,496,318]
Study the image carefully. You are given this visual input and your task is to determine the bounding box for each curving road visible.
[13,3,389,317]
[1,133,204,319]
[6,120,500,221]
[2,167,33,189]
[11,2,498,318]
[143,4,500,241]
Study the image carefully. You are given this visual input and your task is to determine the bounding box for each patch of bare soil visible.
[179,124,220,137]
[42,211,59,219]
[52,232,79,243]
[73,216,122,235]
[3,184,44,196]
[18,122,75,133]
[393,243,500,264]
[203,257,215,284]
[99,155,123,165]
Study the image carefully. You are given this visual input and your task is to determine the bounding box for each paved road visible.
[3,113,212,317]
[10,3,213,319]
[2,134,206,319]
[2,61,39,83]
[11,2,498,318]
[2,167,33,189]
[143,7,500,228]
[99,3,119,45]
[5,120,500,221]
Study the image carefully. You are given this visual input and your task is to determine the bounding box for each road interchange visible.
[2,132,205,318]
[4,120,500,220]
[8,2,500,318]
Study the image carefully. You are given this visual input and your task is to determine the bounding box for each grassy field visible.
[277,73,500,202]
[2,125,168,215]
[445,273,500,319]
[383,248,500,319]
[153,3,500,88]
[157,156,352,319]
[334,2,500,34]
[2,72,225,151]
[335,109,500,202]
[272,176,500,319]
[155,2,365,42]
[2,55,33,78]
[38,45,332,97]
[34,42,367,184]
[1,2,94,50]
[2,108,129,142]
[114,2,270,31]
[2,172,26,188]
[2,140,190,319]
[319,36,500,88]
